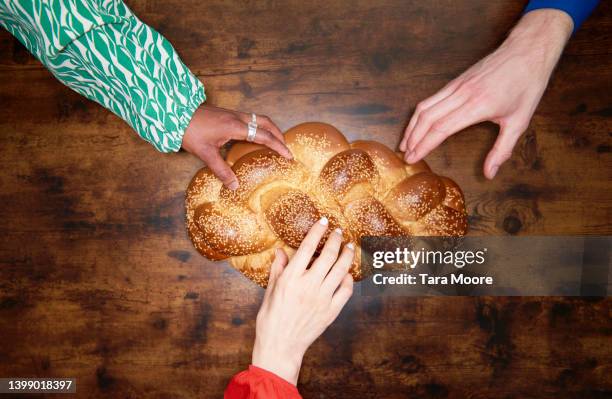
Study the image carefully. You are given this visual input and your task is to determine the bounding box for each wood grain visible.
[0,1,610,398]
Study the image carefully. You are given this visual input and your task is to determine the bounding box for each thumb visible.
[198,147,239,190]
[484,120,526,179]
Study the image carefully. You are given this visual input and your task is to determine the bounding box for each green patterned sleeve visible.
[0,1,206,153]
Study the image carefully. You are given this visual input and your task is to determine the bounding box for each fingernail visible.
[334,227,342,235]
[490,165,499,178]
[406,150,415,163]
[346,242,355,250]
[228,181,239,190]
[319,216,328,226]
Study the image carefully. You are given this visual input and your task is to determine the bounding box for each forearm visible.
[54,19,206,152]
[0,1,205,153]
[252,336,303,385]
[505,9,573,73]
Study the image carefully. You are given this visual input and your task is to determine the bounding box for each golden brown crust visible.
[226,142,265,166]
[393,151,432,177]
[319,149,378,202]
[187,225,229,261]
[264,190,322,248]
[186,167,222,208]
[185,122,468,286]
[415,205,468,236]
[284,122,350,174]
[194,203,276,256]
[352,141,407,190]
[219,149,305,204]
[186,168,228,260]
[439,176,467,213]
[383,172,446,222]
[344,198,406,237]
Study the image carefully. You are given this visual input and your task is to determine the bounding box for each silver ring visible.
[246,113,257,142]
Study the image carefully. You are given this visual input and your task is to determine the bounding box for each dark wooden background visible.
[1,1,610,398]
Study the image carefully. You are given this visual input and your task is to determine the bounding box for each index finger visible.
[252,127,293,160]
[406,101,486,164]
[257,115,285,143]
[404,92,468,155]
[401,79,462,151]
[285,217,329,275]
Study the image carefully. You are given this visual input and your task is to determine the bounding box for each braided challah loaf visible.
[186,122,467,286]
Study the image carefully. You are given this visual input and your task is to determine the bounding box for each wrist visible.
[505,9,572,68]
[181,106,205,154]
[252,340,304,385]
[512,8,573,40]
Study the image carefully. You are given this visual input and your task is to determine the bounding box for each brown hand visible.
[182,105,292,189]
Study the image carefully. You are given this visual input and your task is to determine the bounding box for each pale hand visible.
[400,9,573,179]
[252,218,355,385]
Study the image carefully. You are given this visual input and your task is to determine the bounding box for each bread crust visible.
[186,122,468,287]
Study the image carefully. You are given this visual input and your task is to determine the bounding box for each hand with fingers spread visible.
[252,217,355,385]
[182,105,293,189]
[400,9,574,179]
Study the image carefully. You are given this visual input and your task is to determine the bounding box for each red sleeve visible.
[224,365,302,399]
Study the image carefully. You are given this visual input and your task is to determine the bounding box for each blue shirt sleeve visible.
[524,0,600,34]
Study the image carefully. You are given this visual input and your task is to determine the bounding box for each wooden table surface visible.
[1,1,610,398]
